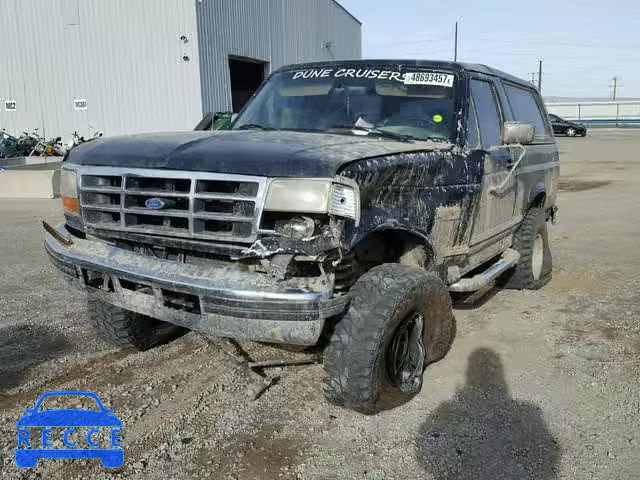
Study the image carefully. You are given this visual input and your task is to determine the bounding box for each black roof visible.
[274,59,531,89]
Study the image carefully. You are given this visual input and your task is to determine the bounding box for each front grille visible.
[78,167,267,243]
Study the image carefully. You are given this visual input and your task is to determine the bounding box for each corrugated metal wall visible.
[0,0,360,139]
[0,0,202,139]
[197,0,362,114]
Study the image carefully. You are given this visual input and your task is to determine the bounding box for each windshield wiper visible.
[235,123,276,131]
[328,125,414,143]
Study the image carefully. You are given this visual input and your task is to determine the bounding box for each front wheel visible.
[323,264,455,414]
[88,299,187,351]
[565,127,577,137]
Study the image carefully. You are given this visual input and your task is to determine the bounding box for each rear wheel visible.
[88,299,187,351]
[323,264,455,414]
[501,207,552,289]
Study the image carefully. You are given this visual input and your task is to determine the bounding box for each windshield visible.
[233,67,458,142]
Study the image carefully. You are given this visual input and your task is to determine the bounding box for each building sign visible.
[73,99,88,111]
[5,100,17,111]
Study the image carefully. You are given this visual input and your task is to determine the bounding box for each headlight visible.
[60,168,80,215]
[275,216,316,240]
[264,178,359,224]
[264,179,331,213]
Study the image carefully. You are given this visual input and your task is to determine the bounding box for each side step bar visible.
[448,249,520,292]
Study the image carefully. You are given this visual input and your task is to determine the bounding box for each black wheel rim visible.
[386,312,426,393]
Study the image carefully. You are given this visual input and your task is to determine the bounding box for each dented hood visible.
[67,130,448,177]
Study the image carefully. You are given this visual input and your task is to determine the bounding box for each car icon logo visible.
[15,391,124,468]
[145,197,165,210]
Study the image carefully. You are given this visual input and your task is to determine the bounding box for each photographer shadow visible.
[416,348,561,480]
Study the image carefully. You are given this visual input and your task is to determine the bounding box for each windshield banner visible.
[291,68,454,86]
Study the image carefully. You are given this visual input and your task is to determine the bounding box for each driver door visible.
[468,78,517,249]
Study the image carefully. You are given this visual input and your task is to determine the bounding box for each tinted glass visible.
[466,98,480,149]
[505,84,550,138]
[234,67,459,142]
[470,79,502,148]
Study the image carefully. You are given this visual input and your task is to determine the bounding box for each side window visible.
[470,79,502,148]
[504,84,550,138]
[465,98,480,149]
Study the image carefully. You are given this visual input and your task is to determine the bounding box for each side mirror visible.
[503,122,534,145]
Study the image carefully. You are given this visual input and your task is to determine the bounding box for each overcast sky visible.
[338,0,640,98]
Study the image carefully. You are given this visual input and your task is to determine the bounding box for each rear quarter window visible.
[504,84,551,139]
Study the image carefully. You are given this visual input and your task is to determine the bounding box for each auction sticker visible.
[404,72,454,87]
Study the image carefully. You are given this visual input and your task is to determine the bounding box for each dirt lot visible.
[1,129,639,479]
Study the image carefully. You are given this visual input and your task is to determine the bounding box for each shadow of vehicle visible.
[415,348,561,480]
[0,324,71,393]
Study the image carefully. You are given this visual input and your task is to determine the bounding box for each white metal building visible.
[0,0,361,139]
[546,100,640,127]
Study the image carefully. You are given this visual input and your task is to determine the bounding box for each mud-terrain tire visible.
[323,264,455,415]
[88,299,186,351]
[502,207,552,290]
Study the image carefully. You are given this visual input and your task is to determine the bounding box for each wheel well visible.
[531,191,546,208]
[334,229,434,293]
[352,230,434,268]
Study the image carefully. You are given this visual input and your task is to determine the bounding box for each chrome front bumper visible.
[44,224,349,345]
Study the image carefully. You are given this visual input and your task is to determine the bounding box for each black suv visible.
[45,60,559,414]
[549,113,587,137]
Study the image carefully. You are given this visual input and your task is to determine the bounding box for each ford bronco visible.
[44,60,559,414]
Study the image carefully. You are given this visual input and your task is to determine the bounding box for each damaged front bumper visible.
[44,224,349,345]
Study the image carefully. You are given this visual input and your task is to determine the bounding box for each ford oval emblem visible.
[145,198,165,210]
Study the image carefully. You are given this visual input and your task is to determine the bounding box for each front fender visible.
[344,218,436,262]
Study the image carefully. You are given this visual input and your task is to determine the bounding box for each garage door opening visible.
[228,57,267,112]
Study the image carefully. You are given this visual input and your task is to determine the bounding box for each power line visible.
[374,46,635,66]
[459,49,639,62]
[372,36,640,50]
[472,37,640,49]
[367,35,453,47]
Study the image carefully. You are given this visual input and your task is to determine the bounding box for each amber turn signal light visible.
[62,196,80,215]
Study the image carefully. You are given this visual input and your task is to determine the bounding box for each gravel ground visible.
[1,129,639,479]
